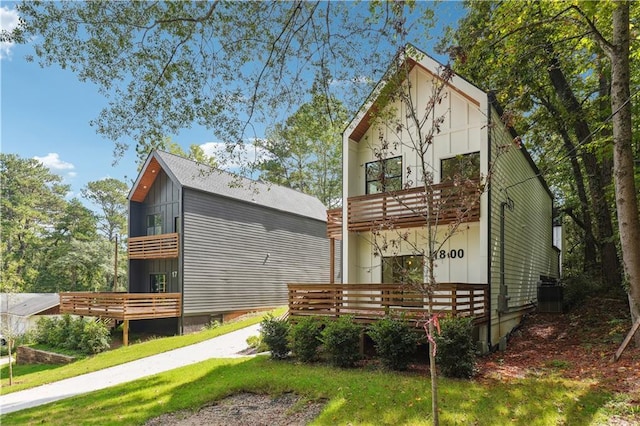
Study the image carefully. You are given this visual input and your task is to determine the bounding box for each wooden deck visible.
[128,233,179,259]
[288,283,488,325]
[60,292,181,320]
[60,292,182,345]
[325,180,481,234]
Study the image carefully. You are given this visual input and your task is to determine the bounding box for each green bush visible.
[368,316,418,370]
[260,314,290,359]
[320,315,361,368]
[34,315,111,355]
[79,319,111,354]
[434,315,476,378]
[289,317,323,362]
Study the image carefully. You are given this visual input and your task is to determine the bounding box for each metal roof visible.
[0,293,59,317]
[133,150,328,223]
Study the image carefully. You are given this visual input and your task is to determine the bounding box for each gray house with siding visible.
[128,150,336,333]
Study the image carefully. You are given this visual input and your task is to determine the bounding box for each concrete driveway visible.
[0,323,261,415]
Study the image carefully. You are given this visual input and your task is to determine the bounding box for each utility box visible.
[537,284,563,313]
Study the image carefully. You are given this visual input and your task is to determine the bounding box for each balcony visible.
[346,180,481,232]
[128,233,179,259]
[288,282,488,325]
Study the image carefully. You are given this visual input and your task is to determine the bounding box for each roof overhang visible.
[129,156,163,202]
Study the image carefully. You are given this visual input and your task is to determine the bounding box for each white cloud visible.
[199,141,270,170]
[34,153,75,172]
[0,6,20,60]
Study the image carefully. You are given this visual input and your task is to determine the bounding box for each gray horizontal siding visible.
[182,189,331,315]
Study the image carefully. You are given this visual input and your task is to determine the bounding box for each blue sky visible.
[1,2,464,214]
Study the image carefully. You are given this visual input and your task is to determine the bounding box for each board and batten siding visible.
[182,188,331,316]
[488,104,557,343]
[344,63,488,286]
[128,169,181,294]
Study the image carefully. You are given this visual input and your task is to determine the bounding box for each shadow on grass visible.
[1,356,614,425]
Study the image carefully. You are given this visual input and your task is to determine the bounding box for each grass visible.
[0,307,284,395]
[0,355,616,425]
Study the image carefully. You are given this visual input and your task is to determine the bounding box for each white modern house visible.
[289,45,560,352]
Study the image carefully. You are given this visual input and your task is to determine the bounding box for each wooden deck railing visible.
[128,233,179,259]
[60,292,182,320]
[288,283,488,325]
[346,180,481,232]
[326,208,343,240]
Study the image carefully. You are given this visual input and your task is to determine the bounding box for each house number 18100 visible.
[432,249,464,259]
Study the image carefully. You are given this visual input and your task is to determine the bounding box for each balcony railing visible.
[326,208,343,240]
[288,283,488,325]
[128,233,179,259]
[60,292,182,321]
[346,180,481,232]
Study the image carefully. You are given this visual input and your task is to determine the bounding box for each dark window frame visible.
[440,151,480,182]
[365,156,403,194]
[150,273,167,293]
[146,213,163,236]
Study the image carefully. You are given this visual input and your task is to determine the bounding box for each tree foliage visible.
[6,1,437,168]
[1,154,123,293]
[81,178,128,242]
[443,0,639,290]
[255,90,348,207]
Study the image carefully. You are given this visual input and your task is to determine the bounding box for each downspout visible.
[486,98,492,350]
[498,196,514,315]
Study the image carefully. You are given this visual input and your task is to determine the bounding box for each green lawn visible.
[0,355,616,425]
[0,308,284,394]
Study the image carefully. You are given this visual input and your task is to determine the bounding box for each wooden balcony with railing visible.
[128,233,179,259]
[345,180,481,232]
[60,292,182,345]
[60,292,182,320]
[288,283,488,325]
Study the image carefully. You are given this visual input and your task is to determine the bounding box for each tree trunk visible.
[542,99,598,270]
[609,2,640,344]
[544,42,622,288]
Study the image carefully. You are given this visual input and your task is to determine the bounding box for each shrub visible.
[34,315,111,355]
[320,315,361,368]
[368,316,419,370]
[434,315,476,378]
[260,314,290,359]
[79,319,111,354]
[289,317,323,362]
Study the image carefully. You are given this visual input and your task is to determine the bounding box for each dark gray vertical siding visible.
[182,189,330,315]
[128,170,182,293]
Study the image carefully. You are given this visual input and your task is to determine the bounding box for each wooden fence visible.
[128,233,179,259]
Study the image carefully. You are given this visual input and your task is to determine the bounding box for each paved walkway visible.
[0,323,261,415]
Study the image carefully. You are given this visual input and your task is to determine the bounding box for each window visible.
[382,255,424,285]
[441,152,480,182]
[146,214,162,235]
[365,156,403,194]
[150,274,167,293]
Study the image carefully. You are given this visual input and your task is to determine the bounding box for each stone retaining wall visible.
[17,346,75,365]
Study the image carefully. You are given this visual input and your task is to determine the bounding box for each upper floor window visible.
[146,213,162,235]
[366,156,402,194]
[441,152,480,182]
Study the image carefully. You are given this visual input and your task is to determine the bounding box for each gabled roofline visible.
[344,43,487,142]
[128,151,182,202]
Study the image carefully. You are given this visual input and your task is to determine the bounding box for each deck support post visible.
[329,237,335,284]
[123,319,129,346]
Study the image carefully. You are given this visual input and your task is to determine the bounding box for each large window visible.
[146,213,162,235]
[441,152,480,182]
[150,274,167,293]
[382,255,424,285]
[365,156,403,194]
